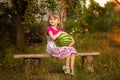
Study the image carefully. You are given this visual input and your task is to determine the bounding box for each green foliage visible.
[21,0,58,30]
[0,3,17,62]
[0,3,16,44]
[64,19,86,40]
[11,0,59,49]
[104,2,120,30]
[45,0,57,10]
[1,32,120,80]
[0,46,5,63]
[66,0,120,33]
[65,0,88,41]
[1,1,120,79]
[21,0,40,29]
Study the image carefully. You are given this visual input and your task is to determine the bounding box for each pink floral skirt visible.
[47,46,77,59]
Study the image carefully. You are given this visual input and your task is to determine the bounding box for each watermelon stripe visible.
[56,33,72,47]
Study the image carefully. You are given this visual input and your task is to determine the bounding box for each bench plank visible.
[14,52,100,73]
[14,52,100,58]
[77,52,100,56]
[14,54,50,58]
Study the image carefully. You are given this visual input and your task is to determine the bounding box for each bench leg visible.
[82,56,94,72]
[23,58,31,74]
[23,58,40,74]
[86,56,94,72]
[81,56,85,68]
[32,58,40,73]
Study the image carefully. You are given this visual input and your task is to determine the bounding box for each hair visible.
[48,11,63,30]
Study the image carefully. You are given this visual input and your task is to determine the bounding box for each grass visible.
[0,32,120,80]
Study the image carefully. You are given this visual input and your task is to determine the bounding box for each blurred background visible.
[0,0,120,80]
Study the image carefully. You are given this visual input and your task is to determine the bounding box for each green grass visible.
[0,32,120,80]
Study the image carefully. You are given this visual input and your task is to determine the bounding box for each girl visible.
[46,12,77,76]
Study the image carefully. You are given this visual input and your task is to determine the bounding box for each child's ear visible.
[57,19,60,24]
[58,19,61,23]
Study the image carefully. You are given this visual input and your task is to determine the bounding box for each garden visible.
[0,0,120,80]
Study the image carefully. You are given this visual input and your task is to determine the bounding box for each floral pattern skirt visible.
[47,46,77,59]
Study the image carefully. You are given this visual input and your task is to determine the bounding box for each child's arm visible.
[68,37,75,47]
[48,31,66,40]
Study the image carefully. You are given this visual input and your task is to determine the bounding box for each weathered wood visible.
[14,54,50,58]
[23,58,40,74]
[14,52,100,58]
[14,52,100,73]
[82,56,94,72]
[23,58,31,73]
[77,52,100,56]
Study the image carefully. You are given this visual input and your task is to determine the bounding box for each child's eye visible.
[50,18,53,20]
[54,18,57,20]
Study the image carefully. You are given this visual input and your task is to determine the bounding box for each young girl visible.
[46,12,77,76]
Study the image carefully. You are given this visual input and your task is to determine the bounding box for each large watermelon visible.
[56,33,72,46]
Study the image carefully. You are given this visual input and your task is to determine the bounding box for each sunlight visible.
[86,0,110,7]
[94,0,110,7]
[118,0,120,2]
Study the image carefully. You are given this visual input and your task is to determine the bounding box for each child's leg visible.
[65,55,70,73]
[70,53,76,73]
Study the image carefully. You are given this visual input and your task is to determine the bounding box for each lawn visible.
[0,32,120,80]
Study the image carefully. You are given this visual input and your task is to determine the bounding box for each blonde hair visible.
[48,11,63,30]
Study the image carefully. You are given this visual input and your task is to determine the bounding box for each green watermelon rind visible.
[56,35,72,43]
[56,38,72,42]
[56,33,72,46]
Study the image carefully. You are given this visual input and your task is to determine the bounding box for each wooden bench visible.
[14,52,100,73]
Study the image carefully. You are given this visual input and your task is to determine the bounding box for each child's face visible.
[49,16,60,27]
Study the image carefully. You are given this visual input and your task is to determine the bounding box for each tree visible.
[12,0,28,48]
[65,0,89,39]
[11,0,58,48]
[0,2,16,62]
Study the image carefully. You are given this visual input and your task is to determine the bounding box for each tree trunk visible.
[12,0,27,48]
[16,16,24,47]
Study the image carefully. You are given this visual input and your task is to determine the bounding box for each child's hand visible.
[68,37,75,47]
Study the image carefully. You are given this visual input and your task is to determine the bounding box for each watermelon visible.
[56,33,72,46]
